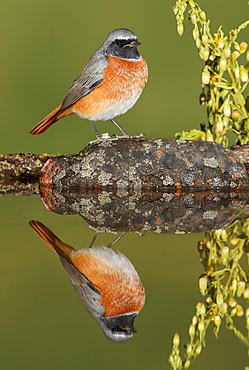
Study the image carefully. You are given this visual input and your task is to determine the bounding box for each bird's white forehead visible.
[106,29,137,41]
[116,35,137,40]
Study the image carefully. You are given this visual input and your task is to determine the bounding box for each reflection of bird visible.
[29,220,145,342]
[30,28,148,138]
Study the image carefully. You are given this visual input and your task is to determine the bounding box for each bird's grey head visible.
[99,312,138,343]
[101,28,142,61]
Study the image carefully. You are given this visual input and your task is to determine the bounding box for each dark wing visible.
[59,254,105,320]
[60,56,108,112]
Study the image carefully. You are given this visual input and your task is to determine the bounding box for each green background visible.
[1,0,249,369]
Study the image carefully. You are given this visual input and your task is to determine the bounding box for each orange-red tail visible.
[30,104,73,135]
[29,220,75,256]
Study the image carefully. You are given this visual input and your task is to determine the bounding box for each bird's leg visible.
[107,232,126,248]
[110,119,130,137]
[88,232,100,248]
[88,231,126,249]
[110,119,146,139]
[90,120,101,140]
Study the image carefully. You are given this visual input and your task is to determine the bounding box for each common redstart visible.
[29,220,145,342]
[30,29,148,138]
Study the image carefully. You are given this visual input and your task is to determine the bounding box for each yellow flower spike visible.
[223,99,231,117]
[216,119,224,133]
[213,29,228,46]
[188,0,195,7]
[198,319,205,334]
[168,354,174,365]
[234,66,240,79]
[231,279,238,295]
[190,13,197,25]
[246,50,249,61]
[213,33,219,44]
[209,54,216,61]
[216,293,224,306]
[188,323,196,340]
[219,56,227,71]
[199,276,208,295]
[232,50,241,60]
[195,344,202,355]
[243,288,249,299]
[246,308,249,318]
[240,66,248,82]
[233,41,241,52]
[186,343,193,356]
[221,303,228,315]
[196,302,206,316]
[199,10,206,22]
[202,34,208,46]
[224,45,231,58]
[184,359,191,369]
[221,246,229,258]
[215,229,222,238]
[202,66,210,85]
[199,46,210,61]
[202,46,210,60]
[236,305,244,317]
[199,46,205,59]
[230,236,239,246]
[239,42,248,53]
[192,25,199,41]
[229,297,237,307]
[223,116,229,127]
[232,110,241,120]
[218,38,226,49]
[214,315,221,326]
[206,296,214,305]
[192,315,198,326]
[196,38,201,49]
[237,281,246,297]
[221,229,228,240]
[177,24,184,36]
[173,333,180,346]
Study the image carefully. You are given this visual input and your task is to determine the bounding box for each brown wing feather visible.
[30,56,108,135]
[30,105,73,135]
[60,56,107,111]
[29,220,75,256]
[29,220,105,319]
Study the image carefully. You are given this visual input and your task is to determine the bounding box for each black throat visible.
[106,38,141,60]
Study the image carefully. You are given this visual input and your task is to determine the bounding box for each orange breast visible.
[72,56,148,121]
[70,250,145,317]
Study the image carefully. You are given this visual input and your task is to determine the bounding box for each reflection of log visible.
[0,153,50,196]
[1,139,249,193]
[40,187,248,234]
[0,153,47,179]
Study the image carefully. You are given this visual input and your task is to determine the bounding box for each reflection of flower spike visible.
[169,213,249,368]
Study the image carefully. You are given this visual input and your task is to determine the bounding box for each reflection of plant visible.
[169,216,249,370]
[173,0,249,146]
[169,2,249,367]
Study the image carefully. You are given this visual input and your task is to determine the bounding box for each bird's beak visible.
[124,40,141,47]
[120,325,138,334]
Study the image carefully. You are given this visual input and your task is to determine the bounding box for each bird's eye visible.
[115,39,121,46]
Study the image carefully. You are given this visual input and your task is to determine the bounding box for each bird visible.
[29,220,145,342]
[30,28,148,139]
